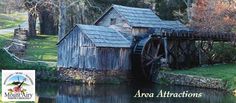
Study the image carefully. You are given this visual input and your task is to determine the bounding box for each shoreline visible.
[35,69,235,96]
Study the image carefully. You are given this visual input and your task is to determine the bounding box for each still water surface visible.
[36,82,236,103]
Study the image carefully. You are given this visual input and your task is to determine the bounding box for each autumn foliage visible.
[190,0,236,33]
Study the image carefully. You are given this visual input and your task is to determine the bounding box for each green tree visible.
[155,0,189,22]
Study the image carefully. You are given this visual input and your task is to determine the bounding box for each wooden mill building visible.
[57,4,192,82]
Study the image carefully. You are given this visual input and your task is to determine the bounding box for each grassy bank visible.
[0,33,12,48]
[0,33,57,62]
[0,12,27,29]
[0,33,57,77]
[171,64,236,91]
[0,48,56,70]
[23,35,57,62]
[0,33,57,70]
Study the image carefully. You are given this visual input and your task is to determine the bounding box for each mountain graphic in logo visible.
[6,75,29,94]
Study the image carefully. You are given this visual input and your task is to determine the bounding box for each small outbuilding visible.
[57,24,131,71]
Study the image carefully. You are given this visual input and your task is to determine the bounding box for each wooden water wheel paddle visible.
[133,36,165,81]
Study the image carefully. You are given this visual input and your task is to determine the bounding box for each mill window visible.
[110,18,116,25]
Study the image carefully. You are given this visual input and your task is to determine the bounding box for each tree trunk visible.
[186,0,192,22]
[58,0,67,41]
[28,12,37,36]
[39,8,57,35]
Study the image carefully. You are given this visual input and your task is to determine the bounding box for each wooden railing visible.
[3,39,56,66]
[158,31,236,41]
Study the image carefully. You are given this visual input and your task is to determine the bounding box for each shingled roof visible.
[158,20,190,31]
[58,24,131,48]
[79,24,130,48]
[94,4,162,28]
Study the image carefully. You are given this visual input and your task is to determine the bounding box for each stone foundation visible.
[36,69,227,90]
[155,72,227,90]
[57,68,132,84]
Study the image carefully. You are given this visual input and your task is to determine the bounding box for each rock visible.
[55,68,131,84]
[155,72,226,90]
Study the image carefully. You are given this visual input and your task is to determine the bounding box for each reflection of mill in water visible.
[37,82,131,103]
[36,82,236,103]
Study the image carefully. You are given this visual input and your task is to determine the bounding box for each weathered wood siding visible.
[58,26,131,70]
[79,33,96,69]
[96,48,130,70]
[96,9,132,34]
[58,27,96,68]
[58,27,80,68]
[97,9,125,27]
[96,9,149,37]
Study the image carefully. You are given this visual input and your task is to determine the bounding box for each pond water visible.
[36,82,236,103]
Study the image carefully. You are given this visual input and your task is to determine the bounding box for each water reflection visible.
[36,82,236,103]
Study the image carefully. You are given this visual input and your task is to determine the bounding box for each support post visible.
[198,41,202,65]
[163,36,168,66]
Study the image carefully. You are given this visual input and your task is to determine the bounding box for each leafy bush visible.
[211,42,236,63]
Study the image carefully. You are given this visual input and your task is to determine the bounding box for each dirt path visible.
[0,17,56,66]
[0,21,28,35]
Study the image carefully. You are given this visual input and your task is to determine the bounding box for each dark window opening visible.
[110,18,116,25]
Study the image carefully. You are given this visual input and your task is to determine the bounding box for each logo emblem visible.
[2,70,35,101]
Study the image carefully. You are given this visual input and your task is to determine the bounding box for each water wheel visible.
[132,36,165,81]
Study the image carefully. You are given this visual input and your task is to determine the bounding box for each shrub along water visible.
[210,42,236,63]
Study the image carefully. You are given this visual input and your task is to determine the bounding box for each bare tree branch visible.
[183,0,187,5]
[67,0,80,8]
[44,0,59,8]
[65,0,102,13]
[85,0,102,13]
